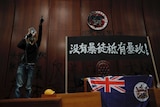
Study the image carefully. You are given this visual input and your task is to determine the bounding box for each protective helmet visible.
[44,89,55,95]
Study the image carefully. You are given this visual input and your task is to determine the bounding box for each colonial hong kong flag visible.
[87,75,153,107]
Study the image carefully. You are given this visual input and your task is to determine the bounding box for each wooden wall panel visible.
[112,0,146,35]
[0,0,14,99]
[143,0,160,86]
[111,0,153,76]
[47,0,81,93]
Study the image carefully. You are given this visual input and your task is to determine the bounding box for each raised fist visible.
[40,16,44,24]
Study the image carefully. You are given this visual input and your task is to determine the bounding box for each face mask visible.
[28,36,35,43]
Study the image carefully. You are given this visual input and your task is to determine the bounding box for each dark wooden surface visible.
[149,88,160,107]
[0,0,160,100]
[0,97,62,107]
[42,92,102,107]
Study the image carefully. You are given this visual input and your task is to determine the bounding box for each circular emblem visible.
[96,60,110,76]
[134,82,149,102]
[87,11,108,30]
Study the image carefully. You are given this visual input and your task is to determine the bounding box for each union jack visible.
[87,76,126,93]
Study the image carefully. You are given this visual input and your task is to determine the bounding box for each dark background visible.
[0,0,160,99]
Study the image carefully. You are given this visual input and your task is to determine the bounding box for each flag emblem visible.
[87,76,126,93]
[133,82,149,102]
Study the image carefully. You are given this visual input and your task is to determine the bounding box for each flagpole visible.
[147,36,160,88]
[65,36,68,93]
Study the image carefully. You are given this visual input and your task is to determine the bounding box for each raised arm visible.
[36,17,44,47]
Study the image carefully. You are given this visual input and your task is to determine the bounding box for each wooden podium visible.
[0,97,62,107]
[149,88,160,107]
[42,92,102,107]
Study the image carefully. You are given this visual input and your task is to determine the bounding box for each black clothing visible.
[17,24,42,63]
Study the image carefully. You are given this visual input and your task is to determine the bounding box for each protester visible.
[14,17,44,98]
